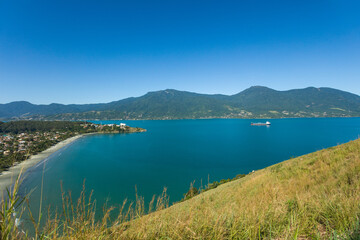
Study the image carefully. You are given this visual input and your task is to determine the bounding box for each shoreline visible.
[70,116,360,121]
[0,134,84,197]
[0,129,145,197]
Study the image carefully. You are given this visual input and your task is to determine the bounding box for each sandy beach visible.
[0,134,84,198]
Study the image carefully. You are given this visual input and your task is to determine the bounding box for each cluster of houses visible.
[0,122,128,161]
[80,122,126,129]
[103,123,126,128]
[0,131,69,156]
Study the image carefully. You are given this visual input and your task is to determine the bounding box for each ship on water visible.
[251,121,271,126]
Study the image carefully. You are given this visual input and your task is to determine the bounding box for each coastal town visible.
[0,121,145,171]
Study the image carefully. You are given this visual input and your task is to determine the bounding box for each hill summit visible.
[1,86,360,120]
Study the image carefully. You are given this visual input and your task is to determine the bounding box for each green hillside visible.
[3,138,359,239]
[112,138,360,239]
[1,86,360,120]
[46,87,360,120]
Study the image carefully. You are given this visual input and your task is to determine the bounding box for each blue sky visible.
[1,0,360,104]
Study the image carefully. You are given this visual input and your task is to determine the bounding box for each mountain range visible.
[1,86,360,120]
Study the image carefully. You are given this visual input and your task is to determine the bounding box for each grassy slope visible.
[115,139,360,239]
[3,138,359,239]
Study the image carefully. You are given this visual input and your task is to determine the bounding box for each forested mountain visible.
[0,101,106,119]
[1,86,360,120]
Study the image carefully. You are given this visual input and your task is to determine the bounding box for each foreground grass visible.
[114,139,360,239]
[1,139,360,239]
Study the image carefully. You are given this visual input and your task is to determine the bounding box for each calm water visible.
[18,118,360,224]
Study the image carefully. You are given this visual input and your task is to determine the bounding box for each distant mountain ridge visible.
[1,86,360,120]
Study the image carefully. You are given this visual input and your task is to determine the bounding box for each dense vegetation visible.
[0,121,89,134]
[1,86,360,120]
[181,174,247,202]
[0,121,143,135]
[1,138,359,239]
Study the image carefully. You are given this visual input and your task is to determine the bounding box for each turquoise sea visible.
[18,118,360,224]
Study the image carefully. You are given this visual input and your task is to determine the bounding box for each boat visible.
[251,121,271,126]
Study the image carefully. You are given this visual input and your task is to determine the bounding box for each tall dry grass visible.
[1,139,360,239]
[112,139,360,239]
[0,170,27,239]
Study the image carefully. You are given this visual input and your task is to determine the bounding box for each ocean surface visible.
[18,118,360,224]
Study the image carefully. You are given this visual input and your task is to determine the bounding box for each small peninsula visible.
[0,120,146,172]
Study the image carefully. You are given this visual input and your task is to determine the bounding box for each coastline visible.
[0,134,84,197]
[0,128,145,198]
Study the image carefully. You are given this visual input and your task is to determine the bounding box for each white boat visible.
[251,121,271,126]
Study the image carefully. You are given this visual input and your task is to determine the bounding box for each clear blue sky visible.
[1,0,360,104]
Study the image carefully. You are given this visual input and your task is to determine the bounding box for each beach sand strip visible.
[0,134,84,197]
